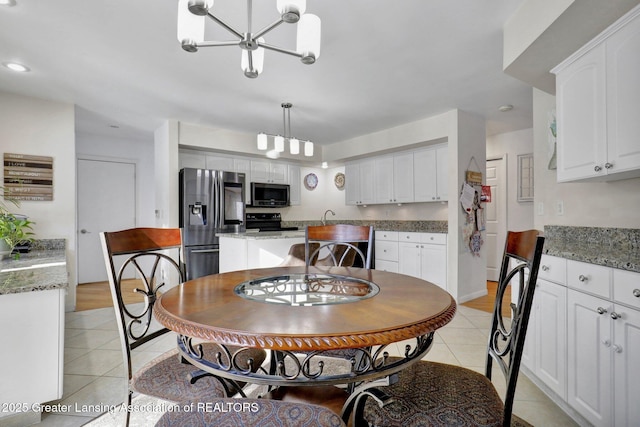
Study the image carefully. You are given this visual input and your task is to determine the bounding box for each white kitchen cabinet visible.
[374,153,414,204]
[398,232,447,291]
[567,289,613,427]
[413,144,448,202]
[613,302,640,426]
[553,5,640,182]
[288,164,301,206]
[531,279,568,399]
[345,159,375,206]
[205,154,234,171]
[233,157,252,203]
[374,230,399,273]
[250,160,288,184]
[179,150,206,169]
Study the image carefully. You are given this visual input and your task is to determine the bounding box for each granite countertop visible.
[544,226,640,273]
[219,230,306,240]
[282,220,448,233]
[0,240,68,295]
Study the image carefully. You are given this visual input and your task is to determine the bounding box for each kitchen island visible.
[0,240,67,425]
[219,230,306,272]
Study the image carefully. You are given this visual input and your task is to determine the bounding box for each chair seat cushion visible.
[155,397,346,426]
[362,361,508,427]
[133,343,267,402]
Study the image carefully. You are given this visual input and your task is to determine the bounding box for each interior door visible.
[77,158,136,284]
[485,157,506,281]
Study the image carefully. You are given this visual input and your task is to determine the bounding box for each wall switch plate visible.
[556,200,564,216]
[537,202,544,216]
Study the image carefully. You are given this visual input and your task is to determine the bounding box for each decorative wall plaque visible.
[3,153,54,201]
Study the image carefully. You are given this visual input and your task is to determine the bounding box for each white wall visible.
[486,128,535,232]
[76,132,156,227]
[0,91,76,310]
[533,88,640,229]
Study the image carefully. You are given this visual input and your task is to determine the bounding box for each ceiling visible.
[0,0,532,146]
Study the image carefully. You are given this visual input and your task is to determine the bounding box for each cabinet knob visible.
[610,312,621,320]
[602,339,611,347]
[594,165,602,172]
[633,289,640,298]
[432,197,436,200]
[605,162,613,170]
[578,274,588,282]
[596,307,608,315]
[612,344,623,354]
[541,265,549,272]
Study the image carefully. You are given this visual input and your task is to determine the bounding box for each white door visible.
[485,157,507,281]
[77,158,136,284]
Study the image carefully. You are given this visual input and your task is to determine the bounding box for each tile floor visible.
[29,305,578,426]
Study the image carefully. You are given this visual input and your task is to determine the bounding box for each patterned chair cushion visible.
[155,397,346,426]
[362,361,533,427]
[133,343,267,402]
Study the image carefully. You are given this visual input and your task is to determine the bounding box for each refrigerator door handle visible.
[191,248,220,254]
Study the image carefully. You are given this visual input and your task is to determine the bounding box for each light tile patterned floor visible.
[31,305,578,426]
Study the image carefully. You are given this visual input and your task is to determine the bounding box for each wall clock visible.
[304,173,318,190]
[334,172,345,189]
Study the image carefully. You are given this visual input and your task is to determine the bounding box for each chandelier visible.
[258,103,313,157]
[177,0,321,78]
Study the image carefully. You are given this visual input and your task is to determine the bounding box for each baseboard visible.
[457,289,488,304]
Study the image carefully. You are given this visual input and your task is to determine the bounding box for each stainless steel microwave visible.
[250,182,290,207]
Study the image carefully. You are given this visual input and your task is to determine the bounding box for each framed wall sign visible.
[3,153,54,201]
[517,153,534,202]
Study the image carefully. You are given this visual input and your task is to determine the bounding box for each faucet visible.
[322,209,336,225]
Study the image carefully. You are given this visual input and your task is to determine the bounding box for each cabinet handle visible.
[610,312,622,320]
[612,344,623,353]
[594,165,602,172]
[633,289,640,298]
[596,307,608,315]
[605,162,613,170]
[541,265,549,272]
[578,274,588,282]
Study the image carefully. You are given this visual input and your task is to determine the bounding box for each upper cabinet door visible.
[413,148,437,202]
[394,152,415,203]
[345,162,360,205]
[374,156,394,204]
[606,14,640,174]
[556,44,607,182]
[270,163,288,184]
[359,159,376,205]
[435,145,448,201]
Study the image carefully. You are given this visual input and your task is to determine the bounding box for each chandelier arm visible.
[197,41,242,48]
[206,12,244,39]
[253,18,286,41]
[260,43,303,58]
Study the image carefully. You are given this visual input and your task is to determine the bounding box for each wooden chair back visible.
[305,224,374,268]
[487,229,545,423]
[99,227,185,381]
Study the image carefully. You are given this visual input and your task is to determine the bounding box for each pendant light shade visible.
[277,0,306,23]
[241,37,264,78]
[274,135,285,153]
[257,133,268,150]
[296,14,321,64]
[289,138,300,155]
[177,0,206,51]
[304,140,314,157]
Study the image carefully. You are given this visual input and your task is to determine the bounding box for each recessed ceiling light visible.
[3,62,30,72]
[498,104,514,112]
[0,0,17,7]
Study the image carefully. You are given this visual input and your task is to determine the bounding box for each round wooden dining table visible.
[154,265,457,421]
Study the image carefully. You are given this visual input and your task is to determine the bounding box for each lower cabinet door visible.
[613,304,640,426]
[567,290,613,427]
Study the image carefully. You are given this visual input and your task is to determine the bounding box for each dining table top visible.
[154,266,457,352]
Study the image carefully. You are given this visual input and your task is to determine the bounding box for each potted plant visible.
[0,186,35,260]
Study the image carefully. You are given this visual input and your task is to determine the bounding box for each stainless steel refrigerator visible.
[179,168,246,280]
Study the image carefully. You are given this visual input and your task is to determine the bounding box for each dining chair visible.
[305,224,374,268]
[100,227,266,426]
[155,397,346,426]
[279,242,320,266]
[353,229,545,427]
